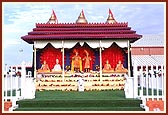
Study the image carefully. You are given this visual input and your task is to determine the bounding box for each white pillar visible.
[125,77,134,98]
[156,65,159,99]
[145,65,149,97]
[127,40,131,77]
[99,40,102,82]
[133,60,138,98]
[34,43,37,79]
[15,74,19,98]
[161,65,164,97]
[62,41,65,82]
[5,65,8,101]
[21,61,26,99]
[15,66,18,95]
[151,65,154,96]
[140,66,144,97]
[10,66,13,99]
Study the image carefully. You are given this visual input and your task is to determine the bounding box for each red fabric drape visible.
[40,44,63,70]
[102,43,124,69]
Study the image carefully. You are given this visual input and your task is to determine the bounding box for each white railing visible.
[3,61,34,111]
[133,60,165,111]
[3,65,21,111]
[137,65,164,98]
[124,60,165,111]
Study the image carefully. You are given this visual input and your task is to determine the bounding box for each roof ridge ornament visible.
[47,9,58,24]
[76,9,88,24]
[106,8,117,24]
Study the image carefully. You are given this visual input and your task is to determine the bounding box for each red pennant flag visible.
[82,9,85,17]
[52,9,57,19]
[109,8,113,16]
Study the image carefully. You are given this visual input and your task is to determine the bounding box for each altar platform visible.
[36,72,127,91]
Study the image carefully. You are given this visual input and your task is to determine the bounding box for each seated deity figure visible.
[71,49,82,73]
[103,60,114,72]
[38,60,50,72]
[115,60,128,72]
[83,50,92,72]
[52,59,62,72]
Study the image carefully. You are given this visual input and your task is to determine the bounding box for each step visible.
[14,106,145,111]
[15,90,144,111]
[16,99,142,108]
[17,100,141,107]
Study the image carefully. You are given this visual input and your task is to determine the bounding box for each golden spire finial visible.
[106,8,117,24]
[47,9,58,24]
[76,9,88,24]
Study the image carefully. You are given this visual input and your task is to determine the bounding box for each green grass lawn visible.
[33,90,126,100]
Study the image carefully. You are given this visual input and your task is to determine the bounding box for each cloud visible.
[2,3,165,65]
[89,15,106,22]
[4,40,21,48]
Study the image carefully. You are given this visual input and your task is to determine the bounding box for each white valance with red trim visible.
[34,40,128,49]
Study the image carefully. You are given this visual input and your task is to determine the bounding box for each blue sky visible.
[2,2,165,66]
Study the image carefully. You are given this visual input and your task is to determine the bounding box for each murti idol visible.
[71,49,82,73]
[83,50,92,72]
[103,60,114,72]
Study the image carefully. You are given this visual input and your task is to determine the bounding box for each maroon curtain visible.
[40,44,63,70]
[102,43,124,69]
